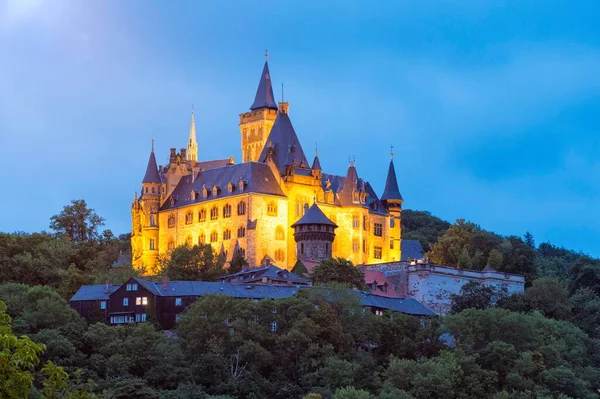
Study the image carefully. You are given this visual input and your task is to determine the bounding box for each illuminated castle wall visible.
[131,57,404,274]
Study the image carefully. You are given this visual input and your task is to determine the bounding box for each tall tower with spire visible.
[239,51,279,163]
[187,106,198,163]
[381,147,403,261]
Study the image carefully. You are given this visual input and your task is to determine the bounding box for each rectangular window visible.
[362,239,367,254]
[110,315,133,324]
[352,238,359,253]
[363,215,368,231]
[390,219,395,228]
[100,301,106,310]
[123,297,129,306]
[390,240,394,250]
[126,284,138,291]
[374,223,383,237]
[149,239,155,250]
[175,297,182,306]
[136,297,147,305]
[142,297,148,305]
[374,246,382,259]
[271,321,278,332]
[352,215,359,229]
[135,313,147,323]
[375,309,384,316]
[175,313,181,322]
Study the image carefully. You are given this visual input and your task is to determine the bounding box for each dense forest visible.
[1,201,600,398]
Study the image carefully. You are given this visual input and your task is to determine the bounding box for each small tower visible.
[239,52,279,163]
[132,144,162,272]
[311,145,322,180]
[381,148,403,261]
[291,203,338,263]
[187,106,198,163]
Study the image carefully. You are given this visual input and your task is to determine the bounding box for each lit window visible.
[374,223,383,237]
[237,225,246,238]
[168,214,176,228]
[275,226,285,240]
[149,239,155,250]
[237,201,247,216]
[198,233,206,245]
[123,298,129,306]
[375,309,384,316]
[270,321,277,332]
[275,249,284,261]
[136,297,148,306]
[210,231,218,243]
[185,211,193,225]
[100,301,106,310]
[223,229,231,240]
[210,207,218,220]
[175,297,182,306]
[374,246,382,259]
[352,215,359,229]
[267,201,277,216]
[198,208,206,222]
[223,204,232,218]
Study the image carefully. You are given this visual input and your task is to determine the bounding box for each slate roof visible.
[161,162,285,211]
[250,61,277,110]
[70,280,435,316]
[381,160,403,202]
[142,151,161,183]
[311,155,322,171]
[291,203,337,228]
[321,171,386,213]
[218,264,310,285]
[401,239,424,261]
[194,159,231,171]
[258,112,309,175]
[70,284,122,301]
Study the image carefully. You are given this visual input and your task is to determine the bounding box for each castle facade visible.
[131,57,404,273]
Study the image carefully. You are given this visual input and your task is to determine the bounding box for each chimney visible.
[162,276,169,288]
[181,148,187,160]
[105,280,110,292]
[170,148,176,162]
[278,102,289,115]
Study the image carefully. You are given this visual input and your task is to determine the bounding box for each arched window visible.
[267,201,277,216]
[168,239,175,251]
[223,229,231,240]
[198,232,206,245]
[274,249,284,262]
[185,211,193,225]
[275,226,285,241]
[237,201,247,216]
[223,204,232,218]
[210,206,218,220]
[152,187,155,193]
[210,231,218,243]
[198,208,206,222]
[237,225,246,238]
[186,236,192,247]
[168,214,176,228]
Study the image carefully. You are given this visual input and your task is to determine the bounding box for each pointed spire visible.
[250,58,277,110]
[187,106,198,163]
[311,143,322,170]
[142,144,161,184]
[381,156,403,202]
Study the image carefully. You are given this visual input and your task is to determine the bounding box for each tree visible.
[333,386,373,399]
[401,210,451,252]
[228,249,248,275]
[50,200,105,244]
[311,258,366,290]
[0,300,46,398]
[523,232,535,250]
[487,249,503,269]
[164,244,225,281]
[449,281,508,314]
[428,219,480,267]
[521,278,571,320]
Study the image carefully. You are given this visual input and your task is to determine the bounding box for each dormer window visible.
[353,191,359,203]
[227,182,234,193]
[238,179,245,192]
[202,186,208,198]
[212,185,219,196]
[190,190,197,200]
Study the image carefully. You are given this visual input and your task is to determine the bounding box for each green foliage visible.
[311,258,366,290]
[50,199,105,244]
[228,249,248,275]
[163,244,225,281]
[401,210,451,252]
[332,386,373,399]
[449,281,508,314]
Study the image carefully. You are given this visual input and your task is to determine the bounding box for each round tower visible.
[291,203,338,263]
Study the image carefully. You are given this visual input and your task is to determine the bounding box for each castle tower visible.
[132,144,162,271]
[291,203,338,263]
[187,107,198,163]
[381,149,403,261]
[239,52,278,163]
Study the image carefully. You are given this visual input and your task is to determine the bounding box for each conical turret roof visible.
[250,61,277,110]
[311,154,322,170]
[381,159,403,202]
[142,150,161,184]
[291,203,337,228]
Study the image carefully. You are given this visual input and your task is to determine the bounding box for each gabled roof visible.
[219,264,310,285]
[401,239,424,261]
[70,284,121,301]
[142,151,161,184]
[359,292,435,316]
[250,61,277,110]
[381,160,403,202]
[258,112,309,175]
[161,162,285,211]
[291,203,337,228]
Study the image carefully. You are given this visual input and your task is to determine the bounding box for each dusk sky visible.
[1,0,598,257]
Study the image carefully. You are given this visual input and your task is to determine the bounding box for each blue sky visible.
[0,0,598,257]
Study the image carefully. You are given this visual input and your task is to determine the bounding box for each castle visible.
[131,55,404,274]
